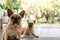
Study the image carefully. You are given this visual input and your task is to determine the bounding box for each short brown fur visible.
[2,9,25,40]
[22,20,39,38]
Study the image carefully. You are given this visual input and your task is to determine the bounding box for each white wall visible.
[0,0,6,4]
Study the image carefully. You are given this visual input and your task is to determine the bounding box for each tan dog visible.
[2,9,25,40]
[22,20,39,38]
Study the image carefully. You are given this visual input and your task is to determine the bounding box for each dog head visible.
[27,20,36,28]
[7,9,25,27]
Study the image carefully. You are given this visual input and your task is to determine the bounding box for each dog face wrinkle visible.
[10,14,21,25]
[28,23,33,28]
[12,17,20,25]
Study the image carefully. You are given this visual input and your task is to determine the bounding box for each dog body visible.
[2,9,25,40]
[3,23,21,40]
[22,20,39,38]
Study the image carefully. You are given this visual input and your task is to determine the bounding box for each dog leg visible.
[32,32,39,38]
[18,35,20,40]
[2,33,7,40]
[1,35,4,40]
[21,29,26,38]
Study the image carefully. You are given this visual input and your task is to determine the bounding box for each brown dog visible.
[2,9,25,40]
[22,20,39,38]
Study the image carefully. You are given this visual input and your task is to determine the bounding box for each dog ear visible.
[33,20,36,24]
[7,9,13,17]
[27,20,29,23]
[19,10,25,18]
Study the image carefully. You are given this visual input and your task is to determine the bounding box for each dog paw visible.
[35,36,39,38]
[21,35,25,38]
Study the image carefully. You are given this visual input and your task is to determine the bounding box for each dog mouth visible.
[13,24,18,27]
[12,21,19,27]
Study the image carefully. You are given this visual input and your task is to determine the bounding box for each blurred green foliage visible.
[0,0,22,10]
[0,0,60,23]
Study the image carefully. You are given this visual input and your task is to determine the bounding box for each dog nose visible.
[28,24,32,28]
[12,19,19,25]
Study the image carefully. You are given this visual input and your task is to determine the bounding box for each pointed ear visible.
[19,10,25,18]
[27,20,29,23]
[33,20,36,24]
[7,9,13,17]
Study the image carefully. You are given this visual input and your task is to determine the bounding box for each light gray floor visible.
[34,27,60,37]
[0,29,3,40]
[22,37,60,40]
[1,26,60,40]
